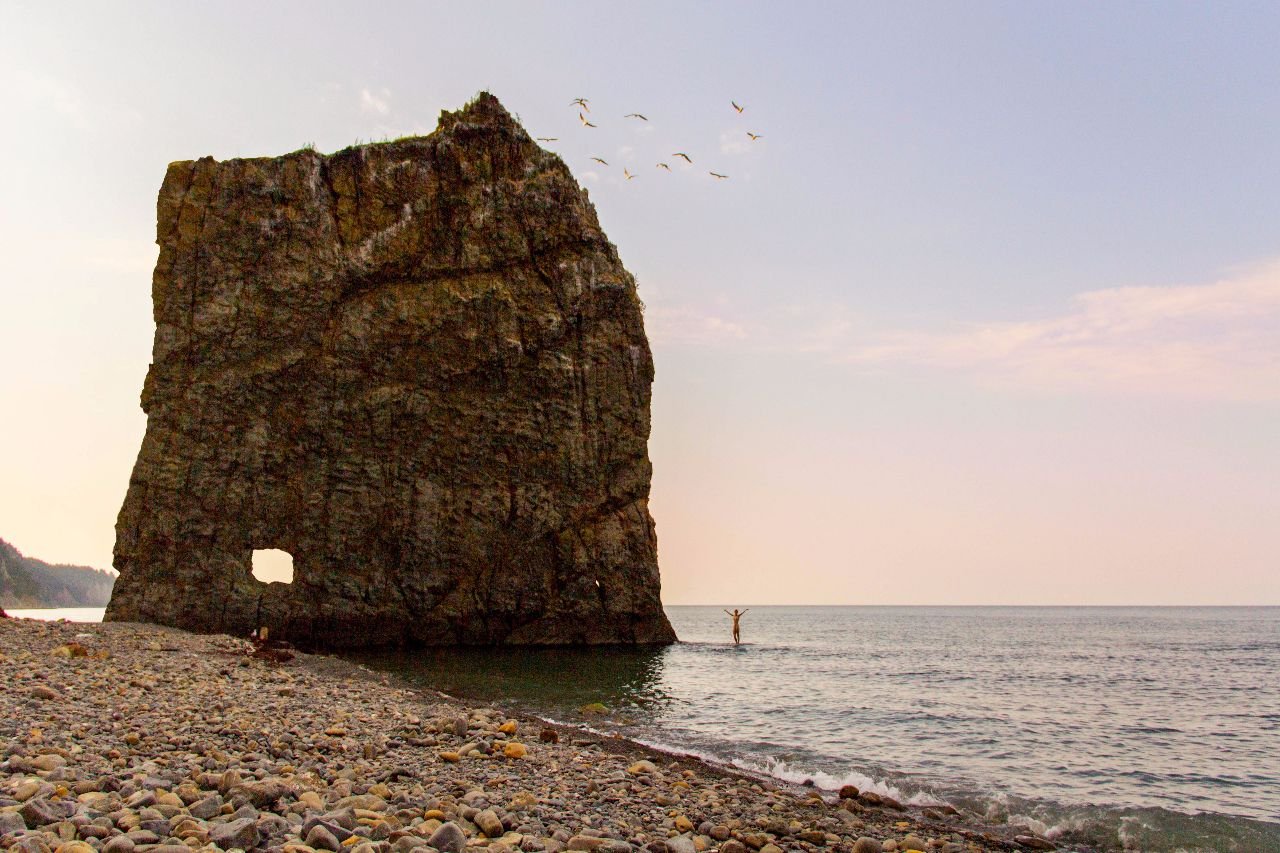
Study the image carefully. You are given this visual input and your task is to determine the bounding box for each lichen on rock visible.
[106,92,676,648]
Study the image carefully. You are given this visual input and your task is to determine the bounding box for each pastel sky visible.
[2,1,1277,604]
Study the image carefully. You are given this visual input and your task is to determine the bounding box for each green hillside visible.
[0,537,115,609]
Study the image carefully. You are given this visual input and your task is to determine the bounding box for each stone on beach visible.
[0,618,1027,853]
[427,821,469,853]
[305,824,342,852]
[209,817,260,850]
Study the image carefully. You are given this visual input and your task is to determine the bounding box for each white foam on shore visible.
[540,715,938,807]
[725,754,935,805]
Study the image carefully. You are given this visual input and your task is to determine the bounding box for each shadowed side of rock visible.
[106,92,676,648]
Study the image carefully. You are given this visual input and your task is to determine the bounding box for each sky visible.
[1,1,1277,605]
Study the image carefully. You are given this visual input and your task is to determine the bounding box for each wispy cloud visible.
[360,87,391,115]
[719,129,752,156]
[847,261,1280,400]
[644,262,1280,400]
[643,295,750,346]
[15,70,89,129]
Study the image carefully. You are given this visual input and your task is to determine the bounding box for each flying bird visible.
[570,98,590,111]
[747,132,762,141]
[536,137,558,142]
[673,152,693,163]
[591,157,609,166]
[579,112,596,128]
[710,171,728,179]
[656,162,671,171]
[625,113,648,121]
[731,101,744,113]
[624,169,636,180]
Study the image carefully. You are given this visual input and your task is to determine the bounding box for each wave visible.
[551,717,1280,853]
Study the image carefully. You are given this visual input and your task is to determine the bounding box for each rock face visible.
[106,93,676,648]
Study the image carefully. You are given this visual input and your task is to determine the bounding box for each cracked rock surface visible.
[107,92,675,648]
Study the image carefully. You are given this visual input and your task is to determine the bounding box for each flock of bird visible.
[532,98,761,183]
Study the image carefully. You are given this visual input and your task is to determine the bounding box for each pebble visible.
[0,619,1022,853]
[475,809,504,837]
[305,824,342,852]
[0,811,27,835]
[428,821,468,853]
[101,838,134,853]
[210,816,260,850]
[664,836,696,853]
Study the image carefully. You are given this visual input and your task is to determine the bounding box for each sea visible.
[14,605,1279,852]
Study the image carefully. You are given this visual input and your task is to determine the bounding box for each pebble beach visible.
[1,618,1064,853]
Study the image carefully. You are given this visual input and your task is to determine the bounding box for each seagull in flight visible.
[624,169,636,180]
[710,171,728,179]
[579,112,596,128]
[731,101,745,113]
[536,137,558,142]
[570,98,590,111]
[656,163,671,171]
[747,132,762,141]
[625,113,648,121]
[591,157,609,166]
[673,152,693,163]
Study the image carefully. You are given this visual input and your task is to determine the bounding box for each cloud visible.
[360,87,391,115]
[15,71,89,129]
[846,261,1280,400]
[644,262,1280,400]
[644,303,749,346]
[84,239,159,273]
[719,130,752,156]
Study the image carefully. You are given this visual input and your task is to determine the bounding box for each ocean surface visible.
[351,606,1280,853]
[6,607,107,622]
[14,605,1279,852]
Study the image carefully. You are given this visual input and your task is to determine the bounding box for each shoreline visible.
[3,618,1072,853]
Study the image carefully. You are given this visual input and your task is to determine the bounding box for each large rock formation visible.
[106,93,675,648]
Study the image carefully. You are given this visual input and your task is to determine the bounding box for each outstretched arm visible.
[741,609,749,615]
[723,609,732,616]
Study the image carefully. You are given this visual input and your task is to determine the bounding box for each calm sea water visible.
[6,607,107,622]
[349,606,1280,853]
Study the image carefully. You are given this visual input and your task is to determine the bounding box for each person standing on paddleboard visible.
[724,608,749,644]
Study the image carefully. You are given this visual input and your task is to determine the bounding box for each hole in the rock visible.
[251,549,294,584]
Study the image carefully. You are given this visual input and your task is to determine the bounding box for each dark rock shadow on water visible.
[346,644,674,721]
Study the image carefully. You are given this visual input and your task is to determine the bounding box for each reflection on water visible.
[349,644,674,720]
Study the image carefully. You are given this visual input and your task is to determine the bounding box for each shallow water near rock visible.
[352,605,1280,852]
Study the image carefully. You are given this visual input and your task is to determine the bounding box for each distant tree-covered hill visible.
[0,537,115,608]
